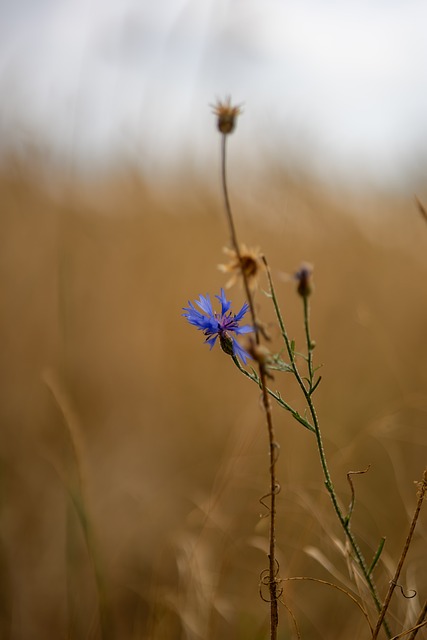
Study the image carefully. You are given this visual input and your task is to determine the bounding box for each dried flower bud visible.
[247,338,271,365]
[211,97,242,134]
[294,263,313,298]
[246,337,274,379]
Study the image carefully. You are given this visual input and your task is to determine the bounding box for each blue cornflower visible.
[183,288,253,364]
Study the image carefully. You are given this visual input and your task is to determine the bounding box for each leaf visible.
[267,354,293,373]
[368,538,386,577]
[310,376,322,395]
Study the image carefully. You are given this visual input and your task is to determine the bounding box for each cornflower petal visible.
[205,336,218,349]
[195,293,214,316]
[234,301,250,321]
[233,324,253,335]
[231,337,250,365]
[182,301,212,330]
[216,288,231,315]
[205,335,218,349]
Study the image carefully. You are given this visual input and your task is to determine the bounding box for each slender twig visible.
[371,469,427,640]
[219,132,279,639]
[406,600,427,640]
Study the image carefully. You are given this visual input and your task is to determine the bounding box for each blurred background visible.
[2,0,427,185]
[0,1,427,638]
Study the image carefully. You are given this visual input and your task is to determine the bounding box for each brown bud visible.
[294,263,313,298]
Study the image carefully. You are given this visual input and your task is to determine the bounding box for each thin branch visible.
[371,469,427,640]
[406,600,427,640]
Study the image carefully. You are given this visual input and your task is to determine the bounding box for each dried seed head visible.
[218,245,264,290]
[294,262,314,298]
[211,96,242,134]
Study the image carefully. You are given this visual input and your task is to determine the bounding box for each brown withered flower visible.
[218,245,264,290]
[211,96,243,134]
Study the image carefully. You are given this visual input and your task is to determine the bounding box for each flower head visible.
[218,244,264,290]
[211,96,243,134]
[294,262,313,298]
[183,288,253,363]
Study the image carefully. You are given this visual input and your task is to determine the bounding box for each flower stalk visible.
[192,96,424,639]
[264,256,392,638]
[215,102,280,639]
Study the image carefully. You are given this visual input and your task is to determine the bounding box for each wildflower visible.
[183,288,253,364]
[218,245,264,290]
[294,263,313,298]
[211,96,242,134]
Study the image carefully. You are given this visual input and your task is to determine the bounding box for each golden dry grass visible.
[0,158,426,639]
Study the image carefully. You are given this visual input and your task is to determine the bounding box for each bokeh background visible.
[1,1,427,639]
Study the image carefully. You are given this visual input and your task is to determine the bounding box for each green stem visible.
[303,295,315,388]
[232,356,314,433]
[263,258,392,639]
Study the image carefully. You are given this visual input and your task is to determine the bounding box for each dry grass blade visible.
[390,619,427,639]
[406,600,427,640]
[346,465,371,523]
[284,576,373,633]
[43,369,112,640]
[415,197,427,224]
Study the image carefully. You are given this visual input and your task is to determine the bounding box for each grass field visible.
[0,157,426,639]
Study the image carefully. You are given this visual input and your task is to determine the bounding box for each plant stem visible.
[407,600,427,640]
[303,295,315,386]
[220,133,279,639]
[232,356,315,433]
[220,135,259,343]
[264,258,392,639]
[372,469,427,640]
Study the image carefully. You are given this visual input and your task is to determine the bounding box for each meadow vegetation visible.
[0,150,426,638]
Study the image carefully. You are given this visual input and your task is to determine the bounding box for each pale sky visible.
[1,0,427,186]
